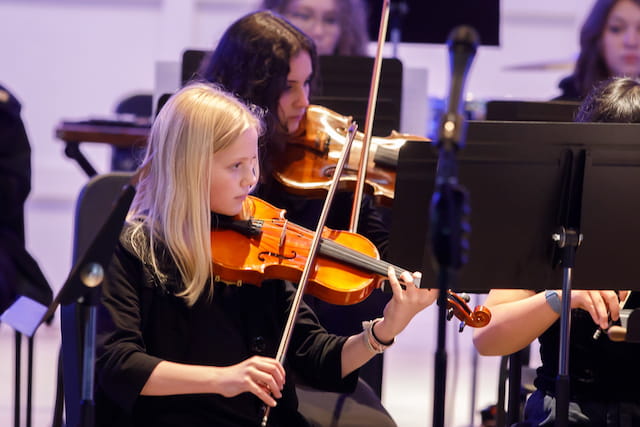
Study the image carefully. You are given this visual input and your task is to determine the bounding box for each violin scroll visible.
[446,291,491,331]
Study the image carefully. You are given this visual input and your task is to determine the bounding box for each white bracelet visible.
[362,318,395,354]
[362,323,381,353]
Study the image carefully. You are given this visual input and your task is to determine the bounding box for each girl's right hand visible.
[216,355,286,407]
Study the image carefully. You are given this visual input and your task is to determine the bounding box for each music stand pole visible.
[77,268,103,427]
[389,1,408,58]
[552,227,582,427]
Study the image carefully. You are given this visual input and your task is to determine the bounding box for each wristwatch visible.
[544,290,562,315]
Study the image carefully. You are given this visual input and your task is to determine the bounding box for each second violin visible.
[273,105,430,206]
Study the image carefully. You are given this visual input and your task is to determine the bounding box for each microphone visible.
[430,25,479,271]
[438,25,480,151]
[431,27,479,427]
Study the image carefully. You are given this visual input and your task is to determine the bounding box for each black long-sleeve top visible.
[535,307,640,402]
[95,229,358,427]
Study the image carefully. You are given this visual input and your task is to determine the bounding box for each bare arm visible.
[473,288,627,356]
[472,289,555,356]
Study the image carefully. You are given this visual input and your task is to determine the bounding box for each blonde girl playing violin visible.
[198,10,395,397]
[94,83,437,427]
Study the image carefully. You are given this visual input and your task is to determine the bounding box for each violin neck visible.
[318,238,421,289]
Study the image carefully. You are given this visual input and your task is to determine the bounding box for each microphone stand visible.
[389,1,408,58]
[430,26,478,427]
[549,149,585,427]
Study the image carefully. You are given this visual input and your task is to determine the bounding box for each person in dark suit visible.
[0,83,51,316]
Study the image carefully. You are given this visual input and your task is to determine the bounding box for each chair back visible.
[60,172,134,427]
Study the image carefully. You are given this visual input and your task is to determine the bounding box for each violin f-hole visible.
[257,251,297,261]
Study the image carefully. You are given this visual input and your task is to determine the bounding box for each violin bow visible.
[349,0,391,232]
[261,123,359,426]
[265,4,391,422]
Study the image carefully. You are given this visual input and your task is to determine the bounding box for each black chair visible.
[59,172,133,427]
[495,347,537,427]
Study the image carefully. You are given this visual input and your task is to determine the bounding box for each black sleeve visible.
[282,282,359,393]
[96,242,163,413]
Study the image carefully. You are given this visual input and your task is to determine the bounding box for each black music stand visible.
[485,100,580,122]
[310,55,403,136]
[388,120,640,426]
[180,50,404,136]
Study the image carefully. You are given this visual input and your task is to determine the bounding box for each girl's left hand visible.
[374,267,438,343]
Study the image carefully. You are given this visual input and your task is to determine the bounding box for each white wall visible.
[0,0,596,425]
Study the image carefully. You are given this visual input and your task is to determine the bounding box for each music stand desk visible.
[55,121,149,177]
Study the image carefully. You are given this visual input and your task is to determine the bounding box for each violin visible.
[273,105,430,206]
[211,196,490,328]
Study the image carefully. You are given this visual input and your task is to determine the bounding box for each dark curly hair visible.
[198,11,317,147]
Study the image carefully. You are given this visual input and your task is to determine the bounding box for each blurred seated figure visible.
[110,93,152,171]
[556,0,640,101]
[261,0,369,56]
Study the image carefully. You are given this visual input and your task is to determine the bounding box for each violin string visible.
[320,238,407,278]
[247,219,490,327]
[257,220,408,279]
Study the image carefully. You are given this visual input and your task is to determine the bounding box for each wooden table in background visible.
[55,121,150,177]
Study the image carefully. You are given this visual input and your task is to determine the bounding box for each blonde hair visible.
[128,83,262,306]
